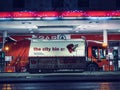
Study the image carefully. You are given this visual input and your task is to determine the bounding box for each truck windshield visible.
[92,47,106,59]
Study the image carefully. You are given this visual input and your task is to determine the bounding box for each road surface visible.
[1,82,120,90]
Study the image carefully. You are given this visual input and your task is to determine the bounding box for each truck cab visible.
[87,40,114,71]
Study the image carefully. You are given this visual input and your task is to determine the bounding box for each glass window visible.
[92,47,98,58]
[99,49,106,59]
[92,47,106,59]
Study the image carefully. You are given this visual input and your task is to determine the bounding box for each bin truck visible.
[28,38,113,73]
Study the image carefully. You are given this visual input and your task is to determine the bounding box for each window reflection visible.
[2,84,13,90]
[92,47,106,59]
[99,82,111,90]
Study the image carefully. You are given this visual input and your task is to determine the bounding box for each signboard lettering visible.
[29,39,85,57]
[32,34,70,40]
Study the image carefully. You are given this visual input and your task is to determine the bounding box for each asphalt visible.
[0,71,120,83]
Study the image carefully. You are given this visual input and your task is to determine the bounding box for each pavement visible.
[0,71,120,83]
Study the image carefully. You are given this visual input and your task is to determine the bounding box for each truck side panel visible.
[29,57,86,72]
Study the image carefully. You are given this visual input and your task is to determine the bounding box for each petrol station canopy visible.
[0,11,120,35]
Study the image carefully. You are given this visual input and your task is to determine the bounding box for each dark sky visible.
[0,0,119,11]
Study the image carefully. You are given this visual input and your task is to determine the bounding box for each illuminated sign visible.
[0,11,120,18]
[29,39,85,57]
[32,34,70,40]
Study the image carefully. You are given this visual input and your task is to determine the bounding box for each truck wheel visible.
[87,64,99,71]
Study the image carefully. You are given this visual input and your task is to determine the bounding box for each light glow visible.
[5,46,9,51]
[102,43,108,47]
[0,11,120,18]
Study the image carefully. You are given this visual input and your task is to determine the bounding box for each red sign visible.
[32,35,57,40]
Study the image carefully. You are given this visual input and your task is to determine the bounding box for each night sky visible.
[0,0,119,11]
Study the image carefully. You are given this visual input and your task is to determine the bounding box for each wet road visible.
[1,72,120,90]
[0,82,120,90]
